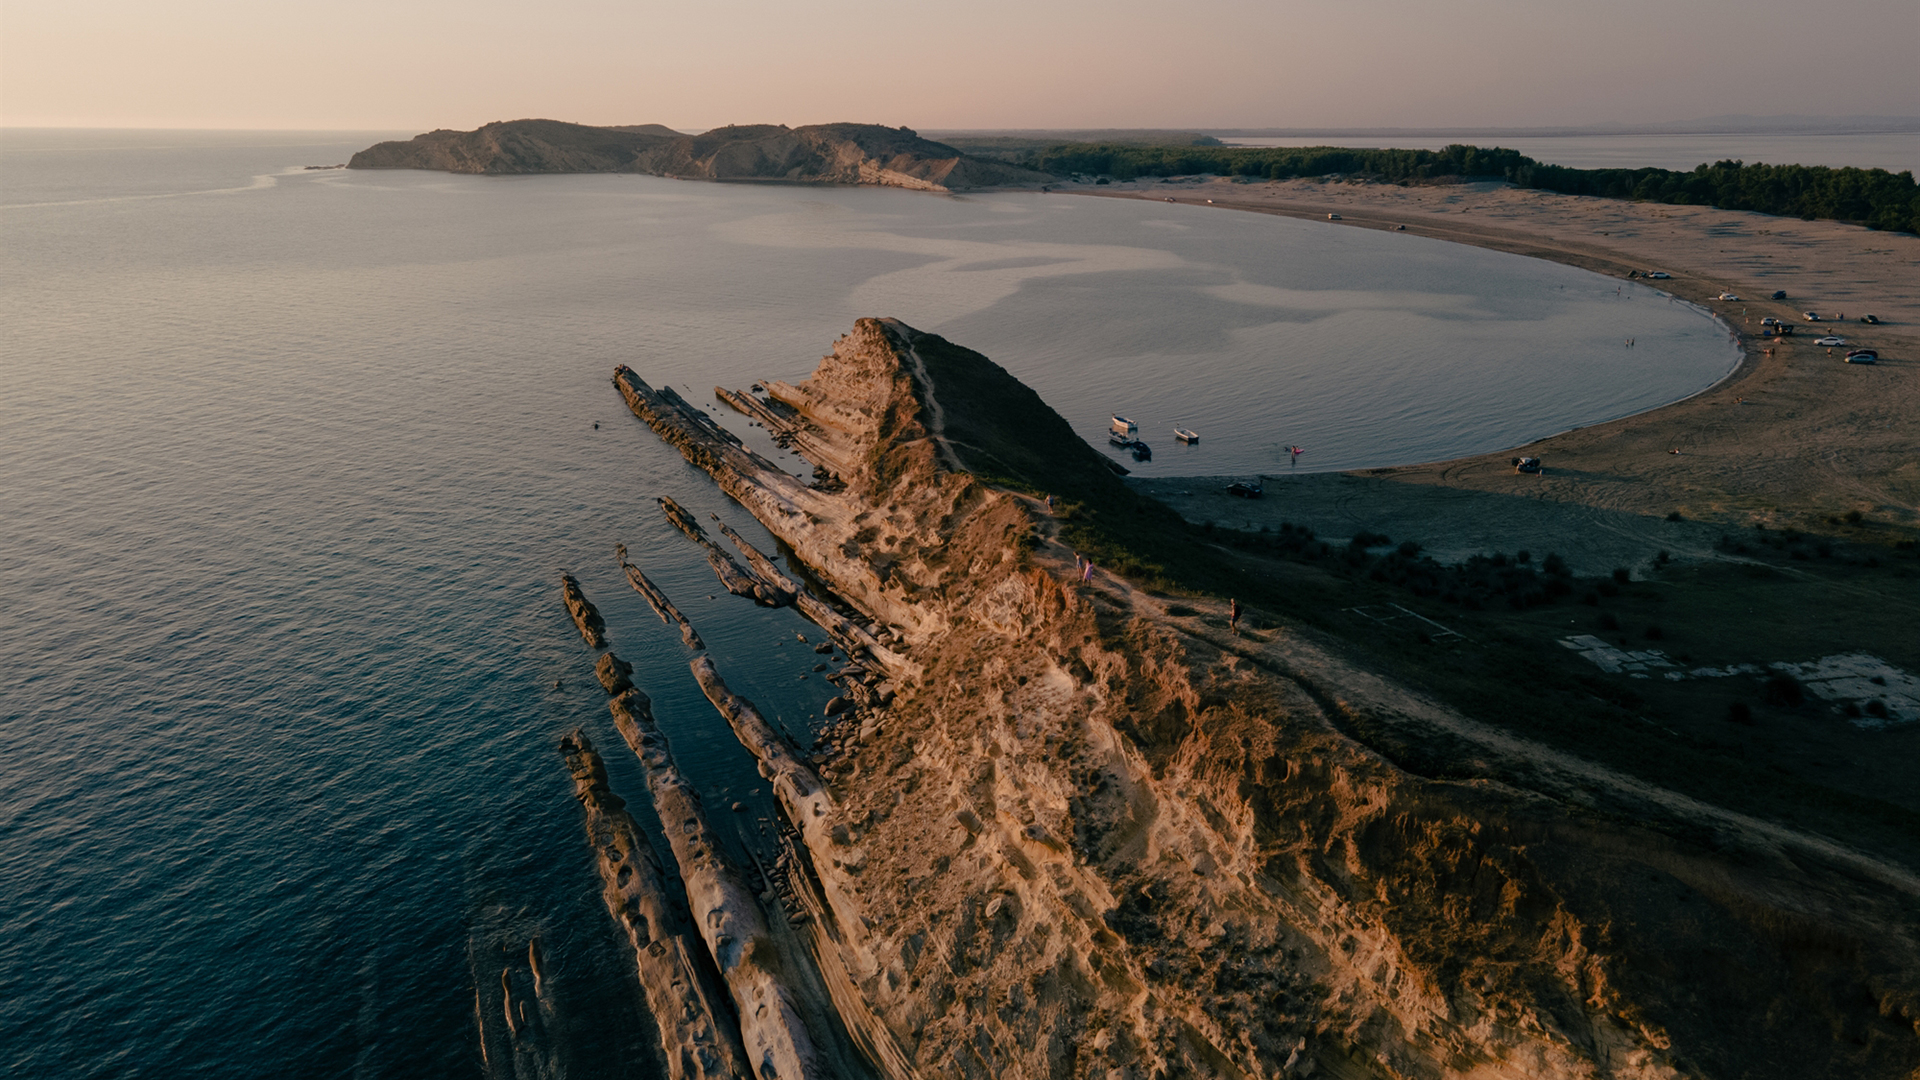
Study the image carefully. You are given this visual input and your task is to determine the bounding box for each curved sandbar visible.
[1075,178,1920,547]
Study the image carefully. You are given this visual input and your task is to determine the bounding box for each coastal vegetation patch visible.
[1000,142,1920,233]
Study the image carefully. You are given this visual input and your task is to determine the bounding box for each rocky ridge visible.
[348,120,1049,191]
[606,319,1920,1079]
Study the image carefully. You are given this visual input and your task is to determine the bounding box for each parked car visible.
[1760,317,1779,326]
[1327,212,1341,220]
[1716,292,1741,301]
[1803,311,1822,321]
[1646,271,1671,279]
[1771,290,1788,300]
[1861,314,1881,324]
[1815,335,1848,346]
[1845,349,1878,364]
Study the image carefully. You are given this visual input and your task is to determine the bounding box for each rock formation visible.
[659,496,793,607]
[559,727,752,1080]
[348,120,1049,191]
[561,572,607,648]
[609,318,1920,1079]
[619,544,707,650]
[607,686,864,1080]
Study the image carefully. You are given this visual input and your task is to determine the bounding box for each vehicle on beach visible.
[1762,323,1796,337]
[1327,213,1342,220]
[1803,311,1822,321]
[1772,290,1789,300]
[1716,293,1741,301]
[1512,456,1544,474]
[1861,314,1880,324]
[1845,349,1878,363]
[1226,479,1263,499]
[1815,335,1848,347]
[1760,317,1779,326]
[1174,427,1200,444]
[1646,271,1671,279]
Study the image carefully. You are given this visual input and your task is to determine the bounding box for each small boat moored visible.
[1174,427,1199,444]
[1131,442,1152,462]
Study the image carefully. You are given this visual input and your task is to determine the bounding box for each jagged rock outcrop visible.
[561,572,607,648]
[660,496,793,607]
[615,318,1920,1079]
[349,120,1050,191]
[559,728,751,1080]
[619,543,706,650]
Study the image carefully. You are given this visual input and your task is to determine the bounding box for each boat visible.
[1131,442,1152,462]
[1108,432,1136,448]
[1174,427,1199,444]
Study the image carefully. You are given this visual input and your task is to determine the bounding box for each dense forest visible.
[1014,143,1919,233]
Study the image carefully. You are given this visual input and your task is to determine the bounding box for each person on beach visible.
[1229,599,1241,633]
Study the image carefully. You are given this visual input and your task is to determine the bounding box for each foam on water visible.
[0,130,1736,1077]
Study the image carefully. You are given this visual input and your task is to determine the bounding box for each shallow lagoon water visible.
[0,130,1735,1077]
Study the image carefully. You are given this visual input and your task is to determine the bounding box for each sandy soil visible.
[1061,176,1920,561]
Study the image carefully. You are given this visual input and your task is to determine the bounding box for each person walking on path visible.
[1229,598,1241,633]
[1081,560,1095,583]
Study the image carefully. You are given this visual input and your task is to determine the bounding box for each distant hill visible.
[348,120,1051,190]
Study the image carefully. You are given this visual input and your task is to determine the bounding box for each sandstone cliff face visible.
[619,319,1920,1080]
[349,120,1050,191]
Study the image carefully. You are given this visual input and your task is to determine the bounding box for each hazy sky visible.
[3,0,1915,131]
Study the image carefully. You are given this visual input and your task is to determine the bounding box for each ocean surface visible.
[1,129,1739,1077]
[1219,130,1920,174]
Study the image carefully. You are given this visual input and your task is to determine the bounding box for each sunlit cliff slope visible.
[613,318,1920,1079]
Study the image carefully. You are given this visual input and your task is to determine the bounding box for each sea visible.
[0,128,1749,1077]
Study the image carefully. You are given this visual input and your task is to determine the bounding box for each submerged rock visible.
[559,573,606,648]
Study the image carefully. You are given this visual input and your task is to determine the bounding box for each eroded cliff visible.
[612,319,1920,1079]
[349,120,1049,190]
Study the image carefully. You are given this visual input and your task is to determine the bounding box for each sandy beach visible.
[1070,176,1920,565]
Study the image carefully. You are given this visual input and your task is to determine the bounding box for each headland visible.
[571,316,1920,1079]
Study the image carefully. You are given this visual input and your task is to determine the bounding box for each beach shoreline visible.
[1054,176,1920,560]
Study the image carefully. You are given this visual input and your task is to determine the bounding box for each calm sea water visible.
[1220,130,1920,174]
[0,130,1737,1078]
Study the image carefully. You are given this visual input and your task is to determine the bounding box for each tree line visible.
[1021,143,1918,234]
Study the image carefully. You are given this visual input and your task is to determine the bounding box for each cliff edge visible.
[614,319,1920,1079]
[348,120,1051,190]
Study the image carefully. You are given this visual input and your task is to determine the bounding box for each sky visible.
[2,0,1915,131]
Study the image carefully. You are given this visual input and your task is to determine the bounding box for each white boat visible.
[1174,427,1199,444]
[1109,415,1137,440]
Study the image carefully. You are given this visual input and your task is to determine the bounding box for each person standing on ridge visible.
[1229,598,1241,633]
